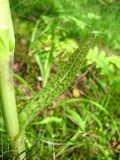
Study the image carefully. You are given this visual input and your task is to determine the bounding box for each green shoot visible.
[21,36,96,127]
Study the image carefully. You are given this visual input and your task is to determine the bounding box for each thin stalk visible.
[0,0,25,159]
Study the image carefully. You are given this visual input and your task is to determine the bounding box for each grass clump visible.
[0,0,120,159]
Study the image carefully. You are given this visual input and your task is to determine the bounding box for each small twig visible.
[89,71,107,94]
[77,63,96,81]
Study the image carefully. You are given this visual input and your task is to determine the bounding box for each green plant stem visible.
[0,60,25,156]
[0,0,25,159]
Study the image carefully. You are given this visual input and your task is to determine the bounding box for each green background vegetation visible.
[0,0,120,159]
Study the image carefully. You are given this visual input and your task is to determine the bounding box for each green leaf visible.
[32,117,63,125]
[66,108,86,131]
[58,98,110,115]
[108,55,120,69]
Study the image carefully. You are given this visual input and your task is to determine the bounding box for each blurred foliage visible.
[0,0,120,159]
[87,46,120,85]
[10,0,120,50]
